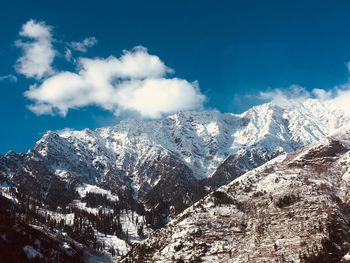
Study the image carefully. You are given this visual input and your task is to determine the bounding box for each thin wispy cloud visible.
[257,80,350,115]
[259,85,311,106]
[64,48,73,62]
[259,63,350,109]
[68,37,98,53]
[15,19,56,79]
[0,74,18,83]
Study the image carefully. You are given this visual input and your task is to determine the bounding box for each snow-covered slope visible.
[123,126,350,262]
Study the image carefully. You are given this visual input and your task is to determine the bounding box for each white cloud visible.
[258,82,350,115]
[64,48,72,62]
[259,85,311,106]
[114,78,203,118]
[254,62,350,114]
[69,37,97,52]
[322,86,350,115]
[0,74,18,82]
[24,46,205,118]
[15,19,56,79]
[311,88,333,101]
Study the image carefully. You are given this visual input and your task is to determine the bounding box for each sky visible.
[2,0,350,153]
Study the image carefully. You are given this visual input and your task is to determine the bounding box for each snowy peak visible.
[238,99,350,146]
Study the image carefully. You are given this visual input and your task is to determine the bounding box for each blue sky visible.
[2,0,350,153]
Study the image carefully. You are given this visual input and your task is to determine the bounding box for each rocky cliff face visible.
[122,127,350,263]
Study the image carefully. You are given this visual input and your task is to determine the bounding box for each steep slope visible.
[0,192,111,263]
[122,126,350,262]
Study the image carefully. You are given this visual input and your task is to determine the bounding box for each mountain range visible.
[1,98,350,262]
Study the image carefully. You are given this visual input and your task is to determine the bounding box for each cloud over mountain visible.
[258,78,350,115]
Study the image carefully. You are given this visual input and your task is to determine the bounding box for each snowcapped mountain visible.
[31,98,350,190]
[1,98,350,262]
[123,126,350,263]
[2,98,350,219]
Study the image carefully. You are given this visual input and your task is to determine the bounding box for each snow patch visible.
[77,184,119,201]
[23,245,42,259]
